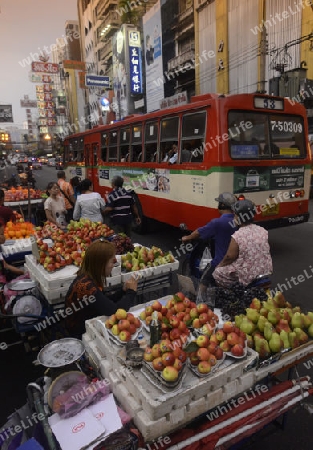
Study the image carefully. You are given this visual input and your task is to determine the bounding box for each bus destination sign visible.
[254,97,284,110]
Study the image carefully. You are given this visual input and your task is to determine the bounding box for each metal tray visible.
[37,338,85,368]
[7,279,37,291]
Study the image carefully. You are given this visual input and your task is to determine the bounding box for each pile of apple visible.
[187,333,225,374]
[139,292,219,343]
[143,339,187,382]
[235,291,313,359]
[104,308,141,342]
[35,219,116,272]
[121,246,176,272]
[4,188,43,202]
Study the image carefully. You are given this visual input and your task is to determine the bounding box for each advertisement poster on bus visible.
[233,165,305,193]
[143,0,164,113]
[98,167,171,194]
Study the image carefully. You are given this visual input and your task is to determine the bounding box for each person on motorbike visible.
[213,199,273,288]
[181,192,238,293]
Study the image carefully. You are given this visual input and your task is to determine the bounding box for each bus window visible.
[181,111,206,163]
[101,133,108,161]
[144,121,158,162]
[108,131,118,162]
[160,117,179,162]
[120,127,130,162]
[131,125,142,162]
[228,112,306,159]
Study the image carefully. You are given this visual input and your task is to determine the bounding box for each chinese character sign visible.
[128,30,143,95]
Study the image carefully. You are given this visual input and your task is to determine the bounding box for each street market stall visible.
[1,287,313,450]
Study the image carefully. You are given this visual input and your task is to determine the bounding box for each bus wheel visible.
[132,193,148,234]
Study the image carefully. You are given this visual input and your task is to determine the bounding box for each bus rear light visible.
[300,190,305,197]
[290,190,302,198]
[237,194,245,200]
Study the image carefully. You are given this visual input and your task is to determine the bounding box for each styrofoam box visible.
[120,259,179,282]
[1,238,33,257]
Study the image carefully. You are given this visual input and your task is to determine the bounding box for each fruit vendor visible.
[182,192,238,293]
[64,239,138,337]
[44,182,67,229]
[213,199,273,288]
[102,176,141,237]
[57,170,76,222]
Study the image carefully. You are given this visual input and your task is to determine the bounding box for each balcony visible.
[167,47,195,73]
[177,5,193,23]
[98,39,112,62]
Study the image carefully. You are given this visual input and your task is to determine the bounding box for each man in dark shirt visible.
[103,176,141,237]
[0,189,15,225]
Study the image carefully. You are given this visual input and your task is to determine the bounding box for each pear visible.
[240,317,255,335]
[293,328,309,345]
[279,330,291,349]
[280,308,292,323]
[268,332,283,353]
[288,331,300,349]
[292,306,301,314]
[302,314,312,329]
[259,307,268,318]
[257,316,268,333]
[254,337,271,359]
[246,334,254,348]
[267,310,280,326]
[246,308,260,324]
[307,312,313,321]
[275,319,291,334]
[273,291,286,308]
[264,322,275,342]
[307,323,313,338]
[249,298,261,311]
[291,312,304,330]
[235,314,245,328]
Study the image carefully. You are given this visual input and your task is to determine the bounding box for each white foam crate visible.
[38,284,69,304]
[1,238,33,256]
[25,254,79,289]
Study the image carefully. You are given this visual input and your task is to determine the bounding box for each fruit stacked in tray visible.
[139,292,219,345]
[141,339,187,389]
[105,309,142,345]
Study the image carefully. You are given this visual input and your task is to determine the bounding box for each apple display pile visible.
[143,339,187,382]
[121,246,176,272]
[35,219,116,272]
[104,309,141,342]
[235,291,313,359]
[139,293,219,346]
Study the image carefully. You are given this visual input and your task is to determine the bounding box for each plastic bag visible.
[196,286,216,308]
[199,246,212,271]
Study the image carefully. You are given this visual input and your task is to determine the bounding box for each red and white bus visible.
[63,93,311,232]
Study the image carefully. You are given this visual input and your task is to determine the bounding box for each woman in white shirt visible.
[73,179,105,223]
[44,182,67,228]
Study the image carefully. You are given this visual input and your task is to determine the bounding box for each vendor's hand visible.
[181,235,190,243]
[124,277,138,292]
[135,217,141,225]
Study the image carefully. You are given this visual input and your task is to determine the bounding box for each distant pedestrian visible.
[0,189,15,225]
[57,170,75,221]
[70,176,81,199]
[102,175,141,237]
[73,179,105,223]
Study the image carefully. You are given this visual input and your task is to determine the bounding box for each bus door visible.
[85,144,92,179]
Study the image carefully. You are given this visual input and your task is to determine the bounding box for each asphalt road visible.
[1,166,312,449]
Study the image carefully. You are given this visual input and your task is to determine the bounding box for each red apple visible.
[162,366,179,382]
[227,332,240,346]
[169,316,180,328]
[152,300,163,312]
[201,323,215,337]
[160,340,172,353]
[190,308,198,319]
[223,321,235,334]
[192,318,201,329]
[174,292,185,302]
[196,334,209,348]
[117,319,130,331]
[197,361,211,374]
[161,352,176,367]
[151,343,162,358]
[173,358,183,371]
[231,344,244,357]
[189,352,200,366]
[215,329,226,342]
[197,303,209,314]
[126,313,136,323]
[208,354,217,366]
[116,309,127,320]
[128,324,137,335]
[220,341,231,352]
[196,348,211,361]
[169,328,181,341]
[144,347,154,362]
[152,357,164,371]
[215,347,224,360]
[119,330,131,342]
[174,303,185,313]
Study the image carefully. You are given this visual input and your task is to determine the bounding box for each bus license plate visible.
[262,203,280,216]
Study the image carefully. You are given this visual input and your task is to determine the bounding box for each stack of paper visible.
[49,394,123,450]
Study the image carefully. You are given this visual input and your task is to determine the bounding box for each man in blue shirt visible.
[182,192,237,291]
[103,176,141,237]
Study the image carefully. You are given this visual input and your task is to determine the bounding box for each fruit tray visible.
[186,352,226,378]
[141,359,186,392]
[106,325,143,347]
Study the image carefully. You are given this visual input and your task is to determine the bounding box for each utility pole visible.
[258,0,267,93]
